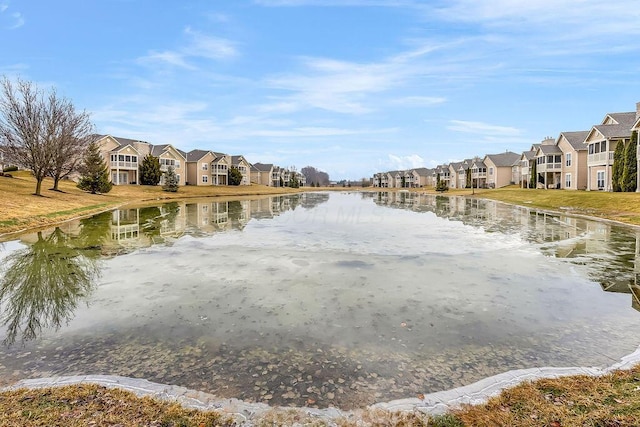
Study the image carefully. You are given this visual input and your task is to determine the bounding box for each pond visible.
[0,191,639,409]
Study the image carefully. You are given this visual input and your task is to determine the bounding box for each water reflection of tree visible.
[138,203,180,240]
[0,228,100,345]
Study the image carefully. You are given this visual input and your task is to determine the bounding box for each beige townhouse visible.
[557,131,589,190]
[251,163,274,186]
[186,149,216,186]
[152,144,187,187]
[533,139,562,189]
[470,158,487,188]
[231,155,251,185]
[585,111,636,191]
[484,151,520,188]
[94,134,153,185]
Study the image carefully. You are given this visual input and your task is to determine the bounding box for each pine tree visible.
[228,166,243,186]
[622,131,638,192]
[77,141,112,194]
[162,166,179,192]
[140,154,161,185]
[612,140,625,192]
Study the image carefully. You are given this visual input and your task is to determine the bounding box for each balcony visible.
[110,161,138,169]
[537,162,562,173]
[587,152,614,165]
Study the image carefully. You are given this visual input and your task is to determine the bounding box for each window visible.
[597,170,605,190]
[489,167,494,176]
[202,175,208,183]
[565,173,572,188]
[202,163,208,170]
[565,153,572,167]
[176,174,180,183]
[554,155,561,163]
[175,161,180,168]
[589,144,594,155]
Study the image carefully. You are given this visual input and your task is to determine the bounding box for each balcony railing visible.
[110,161,138,169]
[587,152,614,164]
[537,163,562,172]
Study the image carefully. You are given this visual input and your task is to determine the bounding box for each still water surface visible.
[0,192,639,409]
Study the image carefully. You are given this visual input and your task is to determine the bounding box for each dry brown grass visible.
[0,384,233,427]
[452,364,640,427]
[0,171,306,236]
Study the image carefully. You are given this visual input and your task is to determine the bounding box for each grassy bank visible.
[4,364,640,426]
[0,171,307,236]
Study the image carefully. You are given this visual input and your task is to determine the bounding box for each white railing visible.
[111,161,138,169]
[537,163,562,172]
[587,152,613,164]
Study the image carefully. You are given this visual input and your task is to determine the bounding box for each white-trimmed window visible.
[565,153,572,167]
[565,173,572,189]
[597,170,605,189]
[489,167,494,176]
[202,175,208,183]
[176,174,180,183]
[175,161,180,168]
[202,163,208,170]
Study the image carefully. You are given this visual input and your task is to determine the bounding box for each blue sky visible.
[2,0,640,180]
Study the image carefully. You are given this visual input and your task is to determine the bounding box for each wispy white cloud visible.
[387,154,425,170]
[1,2,24,30]
[137,27,238,70]
[448,120,521,136]
[391,96,446,106]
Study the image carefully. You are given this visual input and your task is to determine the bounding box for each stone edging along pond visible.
[4,344,640,424]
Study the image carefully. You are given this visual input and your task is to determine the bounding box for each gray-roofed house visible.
[251,163,274,186]
[483,151,520,188]
[533,141,563,189]
[557,130,589,190]
[231,155,251,185]
[448,162,464,189]
[209,152,231,186]
[470,158,487,188]
[585,110,636,191]
[516,150,536,188]
[94,134,153,185]
[151,144,187,186]
[186,149,215,186]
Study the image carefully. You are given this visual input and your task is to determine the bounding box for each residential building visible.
[448,162,464,189]
[585,111,636,191]
[94,134,152,185]
[533,139,562,189]
[211,153,231,186]
[152,144,187,186]
[186,149,216,186]
[231,155,251,185]
[470,158,487,188]
[251,163,274,186]
[557,131,589,190]
[484,151,520,188]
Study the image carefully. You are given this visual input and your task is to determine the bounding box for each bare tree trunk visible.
[34,177,43,196]
[51,176,60,191]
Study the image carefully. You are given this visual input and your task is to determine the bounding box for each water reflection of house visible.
[110,209,140,242]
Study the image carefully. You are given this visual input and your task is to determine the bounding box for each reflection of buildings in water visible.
[185,201,250,232]
[372,191,640,315]
[110,209,140,242]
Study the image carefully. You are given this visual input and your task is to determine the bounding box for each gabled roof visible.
[592,123,633,139]
[484,151,520,167]
[112,143,141,154]
[558,131,589,151]
[151,144,187,159]
[252,162,274,172]
[603,112,636,126]
[412,167,431,177]
[449,161,464,171]
[471,159,486,168]
[536,144,562,155]
[232,155,249,166]
[186,149,213,162]
[520,150,536,161]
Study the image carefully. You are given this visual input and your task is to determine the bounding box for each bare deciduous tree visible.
[0,77,94,195]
